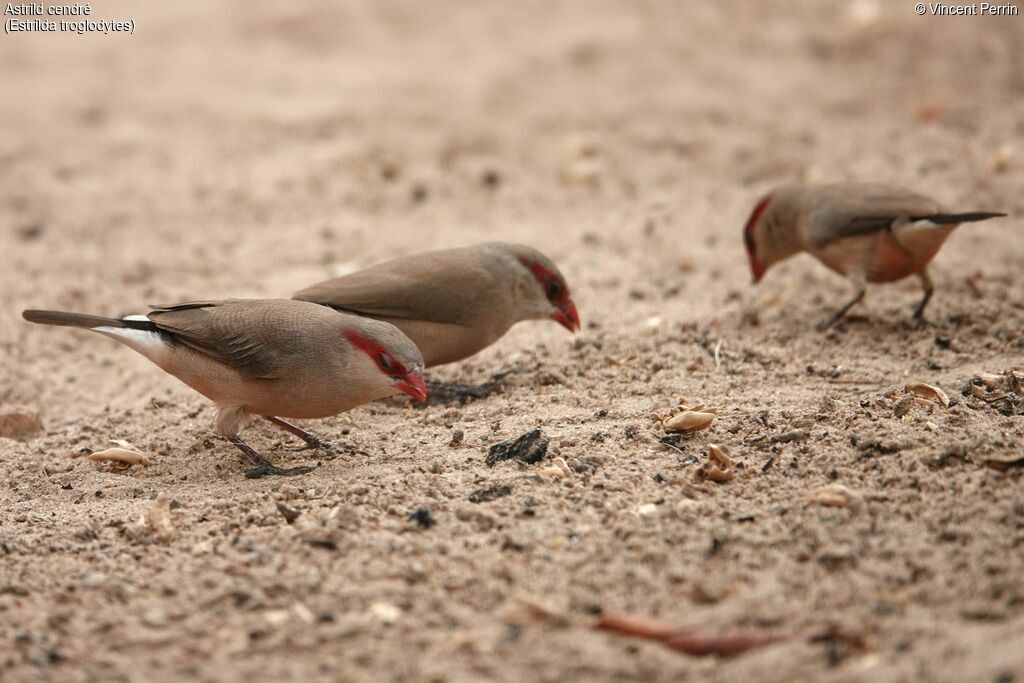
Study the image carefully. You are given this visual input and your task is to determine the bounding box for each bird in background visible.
[294,242,580,396]
[22,299,426,478]
[742,183,1007,328]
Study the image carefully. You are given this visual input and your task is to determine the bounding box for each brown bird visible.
[22,299,426,478]
[294,242,580,367]
[742,183,1007,328]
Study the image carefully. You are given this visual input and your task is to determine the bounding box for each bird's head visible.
[343,322,426,402]
[506,244,581,333]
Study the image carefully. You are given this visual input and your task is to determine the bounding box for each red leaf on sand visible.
[595,612,797,657]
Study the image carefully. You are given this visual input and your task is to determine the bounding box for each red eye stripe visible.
[342,329,407,375]
[517,256,570,304]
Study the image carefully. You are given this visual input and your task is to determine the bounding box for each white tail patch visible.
[122,314,150,322]
[93,326,169,363]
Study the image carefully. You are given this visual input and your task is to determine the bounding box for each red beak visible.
[749,258,765,284]
[551,300,581,332]
[394,368,427,402]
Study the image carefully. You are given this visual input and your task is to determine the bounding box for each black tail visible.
[22,309,156,331]
[911,212,1007,226]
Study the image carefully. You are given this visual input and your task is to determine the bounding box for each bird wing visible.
[295,249,496,326]
[804,186,940,249]
[146,300,291,379]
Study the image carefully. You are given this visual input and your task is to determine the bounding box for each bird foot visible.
[245,463,317,479]
[287,437,367,457]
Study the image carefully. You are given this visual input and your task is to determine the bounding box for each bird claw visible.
[288,437,367,457]
[244,463,317,479]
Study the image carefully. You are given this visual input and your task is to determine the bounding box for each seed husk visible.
[806,483,855,508]
[664,410,716,432]
[905,382,950,408]
[88,444,152,467]
[695,444,734,483]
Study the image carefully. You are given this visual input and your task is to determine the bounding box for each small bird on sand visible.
[294,242,579,397]
[742,183,1007,328]
[23,299,426,478]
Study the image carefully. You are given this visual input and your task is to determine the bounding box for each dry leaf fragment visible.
[663,409,717,432]
[538,457,573,478]
[978,453,1024,473]
[806,483,856,508]
[89,447,152,467]
[144,493,175,542]
[905,382,949,408]
[595,612,794,657]
[503,593,572,627]
[978,373,1004,390]
[87,439,152,467]
[695,444,734,483]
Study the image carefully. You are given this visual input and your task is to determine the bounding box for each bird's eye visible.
[377,352,392,370]
[547,280,562,298]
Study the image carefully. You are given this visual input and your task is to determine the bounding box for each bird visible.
[294,242,580,395]
[742,182,1007,328]
[22,299,426,478]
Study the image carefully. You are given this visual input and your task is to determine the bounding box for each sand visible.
[2,1,1023,681]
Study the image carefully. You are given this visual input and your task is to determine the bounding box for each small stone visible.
[637,503,658,517]
[409,508,435,528]
[486,429,548,466]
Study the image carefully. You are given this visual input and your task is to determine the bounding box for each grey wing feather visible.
[146,301,284,379]
[296,251,493,326]
[804,187,940,249]
[804,206,899,248]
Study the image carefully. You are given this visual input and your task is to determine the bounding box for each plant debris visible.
[595,612,795,657]
[129,492,175,543]
[468,483,513,503]
[87,440,152,468]
[904,382,950,408]
[745,429,809,446]
[961,370,1024,416]
[656,404,718,433]
[538,457,573,478]
[695,444,734,483]
[486,428,548,466]
[276,502,301,524]
[806,483,859,508]
[977,453,1024,473]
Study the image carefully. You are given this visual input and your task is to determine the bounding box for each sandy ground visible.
[2,1,1024,681]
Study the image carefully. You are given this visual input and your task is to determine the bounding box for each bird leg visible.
[912,269,934,324]
[263,416,367,456]
[228,434,316,479]
[818,287,866,331]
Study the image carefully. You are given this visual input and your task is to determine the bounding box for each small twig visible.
[713,340,723,373]
[770,429,809,444]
